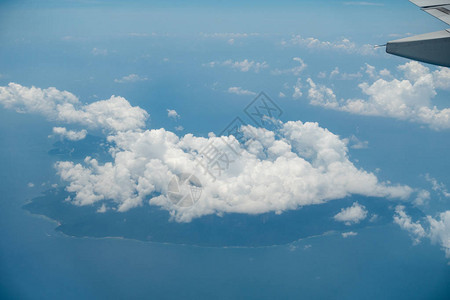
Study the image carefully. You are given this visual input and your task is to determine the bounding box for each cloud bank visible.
[306,62,450,130]
[0,83,148,133]
[0,82,415,223]
[204,59,268,73]
[57,120,412,222]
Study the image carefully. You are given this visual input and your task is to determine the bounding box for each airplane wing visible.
[386,0,450,67]
[410,0,450,25]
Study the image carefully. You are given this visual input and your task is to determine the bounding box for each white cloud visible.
[317,72,327,79]
[114,74,148,83]
[279,92,286,98]
[52,127,87,141]
[345,135,369,149]
[334,202,368,225]
[227,87,257,96]
[283,35,376,56]
[393,205,426,244]
[0,83,149,133]
[292,78,303,99]
[306,62,450,130]
[167,109,180,120]
[306,78,338,108]
[414,189,431,206]
[92,48,108,56]
[425,174,450,198]
[342,231,358,238]
[200,33,259,39]
[128,32,158,37]
[394,206,450,259]
[330,67,340,78]
[175,125,184,131]
[272,57,307,76]
[204,59,268,73]
[322,67,362,81]
[27,182,35,188]
[379,68,392,78]
[97,203,107,213]
[1,83,416,223]
[56,120,413,222]
[427,211,450,259]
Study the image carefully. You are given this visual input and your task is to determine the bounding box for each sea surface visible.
[1,110,450,300]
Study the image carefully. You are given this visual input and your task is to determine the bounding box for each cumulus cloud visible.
[427,211,450,259]
[227,87,257,96]
[334,202,368,225]
[306,62,450,130]
[394,206,450,258]
[393,205,426,244]
[204,59,268,73]
[0,83,149,133]
[114,74,148,83]
[283,35,376,56]
[272,57,307,76]
[0,82,416,223]
[167,109,180,120]
[56,120,413,222]
[52,127,87,141]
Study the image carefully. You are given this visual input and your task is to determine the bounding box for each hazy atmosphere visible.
[1,0,449,299]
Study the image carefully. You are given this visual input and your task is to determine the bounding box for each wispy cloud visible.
[91,47,108,56]
[342,231,358,238]
[227,87,256,96]
[282,35,377,56]
[272,57,307,76]
[204,59,268,73]
[200,33,260,38]
[114,74,148,83]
